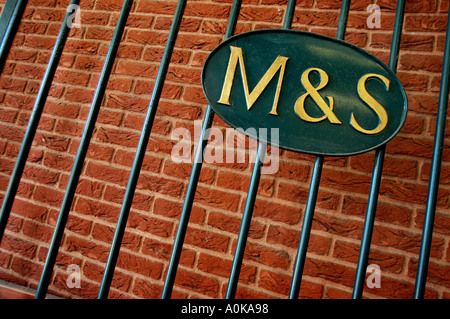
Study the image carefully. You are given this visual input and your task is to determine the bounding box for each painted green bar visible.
[352,0,405,299]
[161,105,215,299]
[35,0,133,299]
[0,0,18,43]
[289,155,323,298]
[0,0,78,245]
[414,4,450,299]
[352,145,385,298]
[288,0,350,299]
[224,1,297,299]
[335,0,349,41]
[225,142,267,299]
[0,0,27,72]
[283,0,297,31]
[161,0,243,299]
[98,0,187,300]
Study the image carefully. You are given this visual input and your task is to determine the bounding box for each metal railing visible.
[0,0,448,299]
[0,0,26,73]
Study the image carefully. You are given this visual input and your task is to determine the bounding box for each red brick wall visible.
[0,0,449,299]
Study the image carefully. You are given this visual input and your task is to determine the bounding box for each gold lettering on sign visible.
[350,73,389,135]
[294,68,342,124]
[217,46,289,115]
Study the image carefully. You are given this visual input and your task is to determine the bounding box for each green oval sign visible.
[201,30,407,156]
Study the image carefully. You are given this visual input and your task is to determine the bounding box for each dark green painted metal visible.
[202,29,407,156]
[225,142,267,299]
[0,0,27,73]
[0,0,78,245]
[289,155,324,298]
[35,0,132,299]
[98,0,187,300]
[224,0,297,299]
[335,0,349,42]
[0,0,18,42]
[352,0,405,299]
[283,0,297,31]
[352,144,385,298]
[161,0,243,299]
[414,4,450,299]
[161,105,215,299]
[288,0,349,299]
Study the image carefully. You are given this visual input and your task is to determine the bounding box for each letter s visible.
[350,73,389,135]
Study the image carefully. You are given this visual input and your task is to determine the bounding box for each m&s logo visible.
[217,46,390,136]
[202,30,407,156]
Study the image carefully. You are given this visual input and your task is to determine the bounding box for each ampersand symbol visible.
[294,68,342,124]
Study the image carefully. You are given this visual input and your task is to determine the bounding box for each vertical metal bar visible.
[283,0,297,30]
[414,4,450,299]
[225,0,297,299]
[289,155,323,298]
[97,0,187,299]
[161,0,243,299]
[352,0,405,299]
[352,145,385,298]
[35,0,133,299]
[225,142,266,299]
[161,105,214,299]
[0,0,79,245]
[0,0,27,73]
[0,0,19,43]
[289,0,350,299]
[335,0,350,41]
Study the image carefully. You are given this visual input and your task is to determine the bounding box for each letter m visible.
[217,46,289,115]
